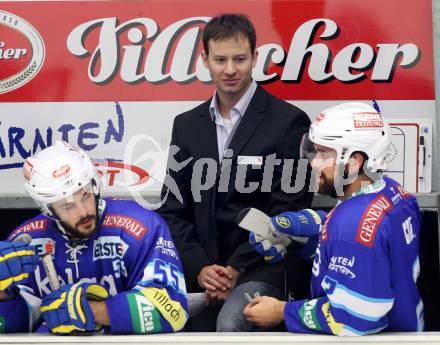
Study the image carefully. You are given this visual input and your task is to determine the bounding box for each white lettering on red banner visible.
[0,1,433,101]
[356,195,391,248]
[102,214,148,239]
[11,219,48,237]
[66,17,421,85]
[353,112,384,128]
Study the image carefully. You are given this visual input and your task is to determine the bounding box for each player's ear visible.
[202,50,209,67]
[347,151,367,176]
[251,49,258,68]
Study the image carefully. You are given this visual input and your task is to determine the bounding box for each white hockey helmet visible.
[301,102,392,172]
[23,141,101,214]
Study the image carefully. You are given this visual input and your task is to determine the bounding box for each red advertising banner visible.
[0,0,434,102]
[0,0,435,196]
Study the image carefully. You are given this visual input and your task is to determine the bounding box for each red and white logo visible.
[11,219,48,238]
[316,113,326,123]
[353,112,384,128]
[102,214,148,240]
[52,165,71,179]
[0,10,45,94]
[356,195,391,248]
[31,237,55,256]
[94,161,150,188]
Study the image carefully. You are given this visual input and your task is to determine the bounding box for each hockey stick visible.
[13,234,60,290]
[237,207,308,245]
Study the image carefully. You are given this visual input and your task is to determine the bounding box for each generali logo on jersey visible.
[11,219,48,237]
[0,11,45,94]
[356,194,392,248]
[102,214,148,240]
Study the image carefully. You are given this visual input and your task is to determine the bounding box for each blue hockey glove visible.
[40,282,109,334]
[271,209,327,238]
[249,232,287,264]
[0,241,38,291]
[294,235,319,260]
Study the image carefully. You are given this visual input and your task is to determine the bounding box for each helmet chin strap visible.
[96,197,106,224]
[55,219,68,236]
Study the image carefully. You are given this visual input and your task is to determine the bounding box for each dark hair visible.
[203,14,256,55]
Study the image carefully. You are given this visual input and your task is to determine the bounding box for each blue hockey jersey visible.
[0,198,188,334]
[284,176,424,335]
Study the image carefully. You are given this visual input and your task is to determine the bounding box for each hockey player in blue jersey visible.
[243,102,424,335]
[0,141,188,334]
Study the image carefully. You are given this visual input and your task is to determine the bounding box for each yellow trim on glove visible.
[304,209,324,225]
[40,292,68,312]
[75,286,85,323]
[0,250,34,263]
[85,284,109,301]
[51,324,80,334]
[0,272,29,291]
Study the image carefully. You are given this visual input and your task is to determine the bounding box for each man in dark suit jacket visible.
[159,14,313,331]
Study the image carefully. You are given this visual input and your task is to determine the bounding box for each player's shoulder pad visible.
[102,198,168,242]
[383,176,419,208]
[8,214,51,241]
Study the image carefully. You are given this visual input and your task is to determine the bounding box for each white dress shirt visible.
[209,81,257,160]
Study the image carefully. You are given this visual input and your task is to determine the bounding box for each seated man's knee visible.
[217,305,250,332]
[216,281,277,332]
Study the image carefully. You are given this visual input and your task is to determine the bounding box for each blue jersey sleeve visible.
[105,208,188,334]
[0,216,49,333]
[284,219,394,336]
[0,290,31,332]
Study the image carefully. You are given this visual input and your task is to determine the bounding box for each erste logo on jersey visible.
[356,194,391,248]
[31,237,55,256]
[102,214,148,239]
[93,236,129,260]
[0,10,45,94]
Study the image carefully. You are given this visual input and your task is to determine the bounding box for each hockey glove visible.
[249,232,287,264]
[0,241,38,291]
[40,282,109,334]
[271,209,327,238]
